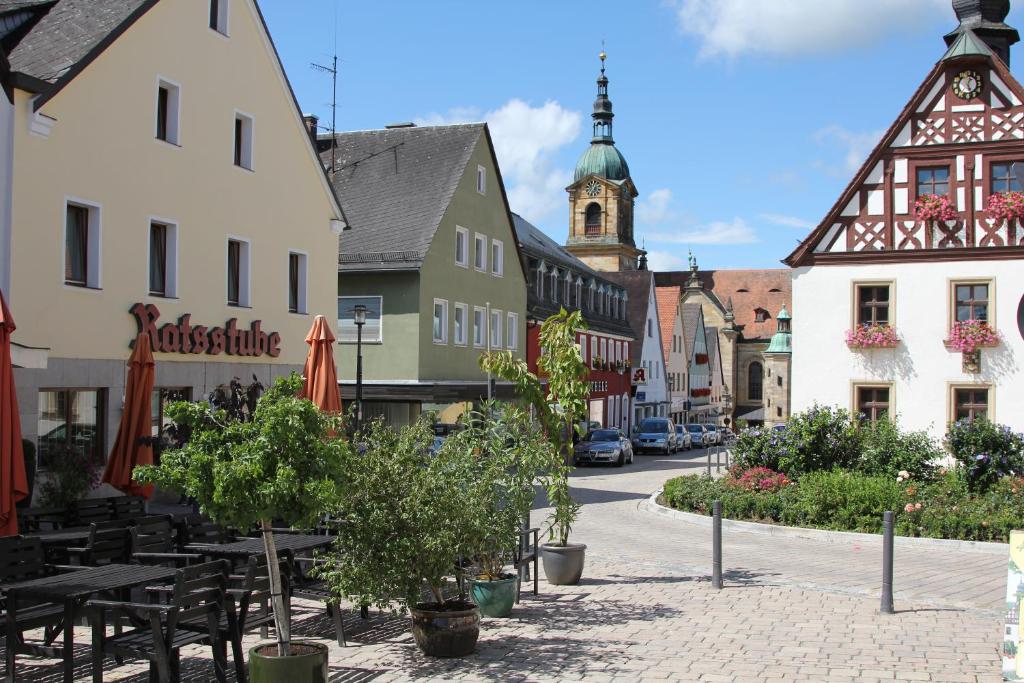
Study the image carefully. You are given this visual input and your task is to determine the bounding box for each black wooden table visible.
[3,564,176,683]
[185,534,333,560]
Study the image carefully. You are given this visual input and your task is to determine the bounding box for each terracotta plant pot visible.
[540,542,586,585]
[249,641,329,683]
[409,600,480,657]
[468,575,518,617]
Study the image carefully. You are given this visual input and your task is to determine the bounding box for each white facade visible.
[634,278,669,419]
[792,259,1023,441]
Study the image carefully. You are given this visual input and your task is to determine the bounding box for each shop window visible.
[37,389,106,468]
[65,201,100,288]
[953,386,990,422]
[288,251,307,314]
[953,282,989,323]
[855,283,891,326]
[855,385,890,423]
[916,166,949,197]
[337,295,382,343]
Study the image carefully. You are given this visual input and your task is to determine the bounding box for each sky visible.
[260,0,1024,271]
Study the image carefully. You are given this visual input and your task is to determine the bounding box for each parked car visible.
[673,424,693,450]
[685,423,710,447]
[720,427,736,444]
[575,429,634,467]
[704,424,722,445]
[772,424,787,433]
[631,418,678,455]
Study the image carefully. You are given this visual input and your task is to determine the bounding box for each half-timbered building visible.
[787,1,1024,438]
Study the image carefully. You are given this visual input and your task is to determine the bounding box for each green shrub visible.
[945,419,1024,492]
[784,470,905,533]
[858,418,941,480]
[733,405,861,478]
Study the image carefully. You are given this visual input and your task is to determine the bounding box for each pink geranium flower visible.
[948,320,1000,353]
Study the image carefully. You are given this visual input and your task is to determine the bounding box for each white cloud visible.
[812,124,884,177]
[416,99,582,223]
[672,0,946,59]
[637,188,676,225]
[645,249,689,272]
[647,217,758,245]
[758,213,814,229]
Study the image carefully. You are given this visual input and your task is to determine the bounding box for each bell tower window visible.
[585,203,602,236]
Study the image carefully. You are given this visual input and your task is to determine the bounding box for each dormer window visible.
[550,269,559,303]
[575,278,583,307]
[563,272,571,305]
[754,308,769,323]
[536,262,546,299]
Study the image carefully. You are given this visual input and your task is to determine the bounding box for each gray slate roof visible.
[603,270,656,366]
[511,213,602,280]
[4,0,150,84]
[681,303,702,360]
[328,124,484,271]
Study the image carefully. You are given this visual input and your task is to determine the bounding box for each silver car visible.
[575,429,634,467]
[674,424,693,450]
[631,418,678,454]
[704,424,722,446]
[685,423,710,447]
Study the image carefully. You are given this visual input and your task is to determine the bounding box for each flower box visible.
[846,324,901,349]
[591,356,603,370]
[690,387,711,398]
[945,320,1000,354]
[695,353,709,365]
[915,194,958,223]
[986,191,1024,225]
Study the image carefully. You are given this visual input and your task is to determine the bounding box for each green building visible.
[323,123,527,425]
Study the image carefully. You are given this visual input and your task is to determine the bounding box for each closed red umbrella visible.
[0,289,28,536]
[102,333,155,498]
[302,315,341,413]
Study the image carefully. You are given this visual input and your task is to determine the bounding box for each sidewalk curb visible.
[643,489,1009,555]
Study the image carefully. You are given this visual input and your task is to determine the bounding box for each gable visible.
[787,43,1024,266]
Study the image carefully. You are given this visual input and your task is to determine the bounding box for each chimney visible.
[302,114,319,148]
[944,0,1019,66]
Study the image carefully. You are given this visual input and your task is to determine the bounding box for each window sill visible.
[209,27,230,39]
[148,293,178,300]
[288,310,309,316]
[64,282,102,292]
[233,164,255,174]
[455,261,469,269]
[432,339,448,346]
[227,303,252,309]
[154,137,181,148]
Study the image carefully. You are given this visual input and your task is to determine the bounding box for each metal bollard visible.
[712,500,723,589]
[715,446,721,473]
[706,448,711,477]
[880,510,895,614]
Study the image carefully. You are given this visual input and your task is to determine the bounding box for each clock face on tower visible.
[952,69,983,100]
[585,180,601,197]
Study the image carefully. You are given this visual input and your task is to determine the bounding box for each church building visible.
[787,0,1024,439]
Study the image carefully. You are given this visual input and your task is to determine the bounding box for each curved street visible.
[9,449,1008,682]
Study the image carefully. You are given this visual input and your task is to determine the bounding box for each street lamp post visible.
[353,304,367,435]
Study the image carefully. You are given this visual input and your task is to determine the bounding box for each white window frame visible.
[579,334,588,363]
[455,226,469,268]
[491,239,504,277]
[454,302,468,346]
[473,232,487,272]
[490,308,503,349]
[225,235,251,307]
[337,295,383,343]
[233,110,254,171]
[147,216,179,298]
[473,306,486,348]
[432,298,449,344]
[476,164,486,195]
[155,76,181,146]
[209,0,229,36]
[507,312,518,350]
[63,197,102,290]
[287,249,308,314]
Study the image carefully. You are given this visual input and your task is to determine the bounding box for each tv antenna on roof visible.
[310,55,338,175]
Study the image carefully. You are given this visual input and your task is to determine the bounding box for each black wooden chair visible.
[131,516,199,567]
[87,560,236,683]
[66,521,132,566]
[18,506,65,531]
[66,497,115,527]
[515,526,540,602]
[1,537,82,681]
[286,551,347,647]
[177,514,231,550]
[111,496,146,519]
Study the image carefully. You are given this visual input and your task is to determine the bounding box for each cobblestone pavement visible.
[4,450,1008,681]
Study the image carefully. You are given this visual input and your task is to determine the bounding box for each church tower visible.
[565,52,642,272]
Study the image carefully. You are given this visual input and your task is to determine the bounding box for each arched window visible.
[585,203,602,236]
[748,362,763,401]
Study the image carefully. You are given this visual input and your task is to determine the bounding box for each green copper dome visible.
[574,143,630,183]
[766,305,792,354]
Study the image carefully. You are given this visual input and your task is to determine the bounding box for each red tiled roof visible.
[655,269,791,341]
[654,286,680,363]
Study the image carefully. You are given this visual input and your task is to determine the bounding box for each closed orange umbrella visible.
[0,289,28,536]
[302,315,341,413]
[102,332,155,498]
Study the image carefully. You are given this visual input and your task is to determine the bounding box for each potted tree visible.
[317,418,484,657]
[135,374,347,681]
[456,405,550,617]
[481,309,589,585]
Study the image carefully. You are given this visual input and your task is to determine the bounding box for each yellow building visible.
[3,0,344,492]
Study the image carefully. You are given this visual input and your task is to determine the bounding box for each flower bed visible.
[946,319,1000,353]
[662,407,1024,542]
[846,324,900,349]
